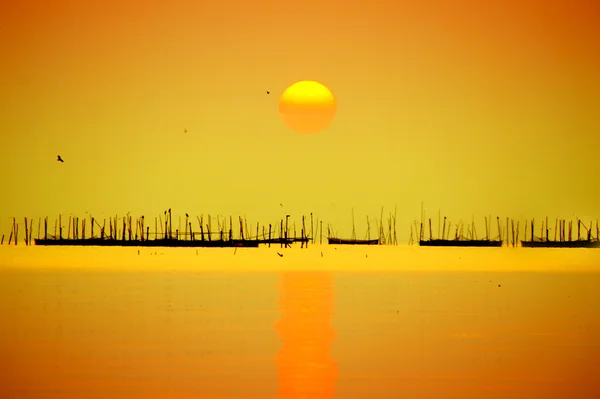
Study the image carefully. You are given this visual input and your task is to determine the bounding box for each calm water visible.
[1,246,599,398]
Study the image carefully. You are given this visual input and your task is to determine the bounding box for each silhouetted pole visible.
[206,219,212,241]
[428,218,433,240]
[496,217,501,242]
[280,219,284,248]
[442,217,447,241]
[320,221,323,244]
[268,224,272,247]
[310,213,314,243]
[24,217,28,245]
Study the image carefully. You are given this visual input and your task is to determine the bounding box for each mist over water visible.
[1,246,599,398]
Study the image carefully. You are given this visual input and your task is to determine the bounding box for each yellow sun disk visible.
[279,81,336,134]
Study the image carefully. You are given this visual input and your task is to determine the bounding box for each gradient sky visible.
[1,0,599,240]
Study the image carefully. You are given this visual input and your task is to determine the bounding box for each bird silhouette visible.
[185,213,189,218]
[266,91,270,94]
[57,155,64,162]
[277,252,283,257]
[184,129,187,133]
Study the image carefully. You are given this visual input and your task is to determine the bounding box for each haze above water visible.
[1,246,599,398]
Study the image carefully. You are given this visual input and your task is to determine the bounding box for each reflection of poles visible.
[275,272,337,399]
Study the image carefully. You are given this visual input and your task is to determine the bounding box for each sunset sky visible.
[1,0,599,240]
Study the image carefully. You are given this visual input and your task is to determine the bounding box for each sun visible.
[279,80,337,135]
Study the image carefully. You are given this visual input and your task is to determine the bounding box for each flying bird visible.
[184,129,187,133]
[57,155,64,162]
[266,91,270,94]
[277,252,283,257]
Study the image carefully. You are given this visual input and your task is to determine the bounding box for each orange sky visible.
[1,0,599,240]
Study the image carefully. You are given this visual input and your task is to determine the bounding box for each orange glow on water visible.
[275,272,337,398]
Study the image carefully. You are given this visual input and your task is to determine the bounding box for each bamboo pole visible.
[511,219,515,247]
[29,218,33,244]
[394,205,398,245]
[302,215,307,248]
[497,217,501,241]
[44,217,48,240]
[268,224,272,247]
[160,213,164,238]
[428,218,433,240]
[24,217,29,245]
[200,216,205,241]
[8,218,14,245]
[185,214,189,241]
[206,219,211,241]
[320,221,323,244]
[59,215,63,240]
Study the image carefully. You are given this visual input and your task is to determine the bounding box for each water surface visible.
[1,246,599,398]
